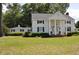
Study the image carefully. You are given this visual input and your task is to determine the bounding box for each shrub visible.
[72,32,79,36]
[3,25,9,35]
[67,33,72,36]
[6,32,23,36]
[31,33,49,37]
[23,32,49,37]
[40,33,49,37]
[31,33,40,37]
[67,32,79,36]
[22,32,31,37]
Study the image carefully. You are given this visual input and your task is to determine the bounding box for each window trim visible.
[67,21,71,24]
[11,29,15,32]
[20,29,24,32]
[67,27,71,31]
[37,20,44,24]
[37,27,45,32]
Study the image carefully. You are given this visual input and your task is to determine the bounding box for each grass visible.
[0,36,79,55]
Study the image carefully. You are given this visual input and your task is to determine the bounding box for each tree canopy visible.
[3,3,70,28]
[0,3,3,37]
[75,21,79,28]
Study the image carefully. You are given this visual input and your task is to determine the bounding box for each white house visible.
[10,25,31,32]
[32,11,75,35]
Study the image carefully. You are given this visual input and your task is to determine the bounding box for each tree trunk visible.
[0,3,3,37]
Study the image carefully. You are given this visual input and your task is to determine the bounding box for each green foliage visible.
[23,32,49,37]
[3,3,69,28]
[31,32,49,37]
[0,3,3,37]
[5,32,23,36]
[67,32,79,36]
[3,25,9,35]
[75,21,79,28]
[3,3,23,28]
[67,33,72,36]
[23,32,31,37]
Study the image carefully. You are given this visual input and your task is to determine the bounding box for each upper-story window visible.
[37,20,44,24]
[67,21,71,24]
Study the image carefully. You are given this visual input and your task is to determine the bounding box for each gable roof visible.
[32,11,75,21]
[32,13,52,20]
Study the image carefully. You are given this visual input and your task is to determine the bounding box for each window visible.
[28,29,31,32]
[20,29,24,32]
[67,21,71,24]
[11,29,15,32]
[37,20,44,24]
[37,27,44,32]
[43,27,44,32]
[67,27,71,31]
[37,27,39,32]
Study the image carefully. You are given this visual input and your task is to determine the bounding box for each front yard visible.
[0,36,79,54]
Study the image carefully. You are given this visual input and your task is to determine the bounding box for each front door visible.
[57,26,61,35]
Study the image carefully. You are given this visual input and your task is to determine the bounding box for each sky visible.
[67,3,79,22]
[3,3,79,22]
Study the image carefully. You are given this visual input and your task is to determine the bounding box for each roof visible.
[32,13,52,20]
[32,11,75,21]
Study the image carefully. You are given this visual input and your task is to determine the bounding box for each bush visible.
[40,33,49,37]
[67,32,79,36]
[22,32,31,37]
[67,33,72,36]
[3,25,9,35]
[72,32,79,36]
[31,33,49,37]
[31,33,40,37]
[6,32,23,36]
[23,32,49,37]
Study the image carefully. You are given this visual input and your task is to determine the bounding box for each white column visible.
[54,20,56,35]
[59,20,61,34]
[60,21,63,35]
[48,20,51,35]
[66,20,67,35]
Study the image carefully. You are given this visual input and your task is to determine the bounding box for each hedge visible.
[23,32,49,37]
[22,32,31,37]
[5,32,23,36]
[67,32,79,36]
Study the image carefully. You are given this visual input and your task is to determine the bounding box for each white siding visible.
[32,11,75,35]
[32,19,49,33]
[10,25,31,32]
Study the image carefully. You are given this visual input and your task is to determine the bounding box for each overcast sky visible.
[67,3,79,22]
[3,3,79,22]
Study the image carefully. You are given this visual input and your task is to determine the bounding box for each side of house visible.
[10,25,31,32]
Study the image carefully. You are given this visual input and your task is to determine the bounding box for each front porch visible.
[48,19,67,35]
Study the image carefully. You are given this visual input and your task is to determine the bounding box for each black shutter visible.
[43,27,44,32]
[37,27,39,32]
[43,20,44,24]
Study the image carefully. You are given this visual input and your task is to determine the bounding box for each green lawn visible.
[0,36,79,55]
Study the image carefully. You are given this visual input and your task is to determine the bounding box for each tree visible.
[3,3,22,28]
[21,3,69,27]
[3,3,69,28]
[0,3,3,37]
[75,21,79,28]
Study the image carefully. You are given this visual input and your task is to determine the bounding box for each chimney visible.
[66,12,69,16]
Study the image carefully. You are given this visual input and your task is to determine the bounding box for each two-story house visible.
[32,11,75,35]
